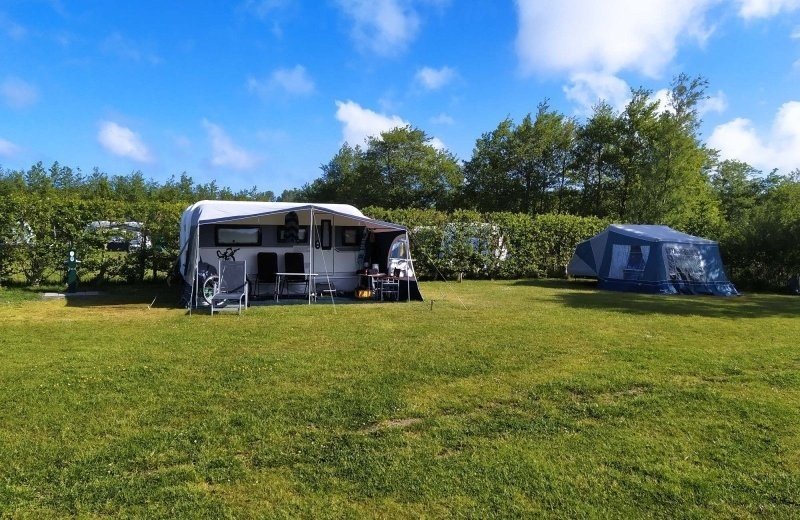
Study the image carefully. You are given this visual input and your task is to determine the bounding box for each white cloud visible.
[566,75,727,118]
[0,136,22,157]
[651,88,674,114]
[428,136,446,150]
[336,0,421,56]
[202,119,260,170]
[650,88,727,116]
[101,32,161,64]
[97,121,153,163]
[737,0,800,19]
[699,90,728,115]
[242,0,293,18]
[415,66,456,90]
[173,135,192,152]
[271,66,314,95]
[335,100,408,144]
[1,77,39,109]
[431,112,455,125]
[792,26,800,39]
[0,14,26,40]
[708,101,800,173]
[515,0,715,78]
[563,72,631,114]
[240,0,295,38]
[247,65,315,97]
[334,100,447,151]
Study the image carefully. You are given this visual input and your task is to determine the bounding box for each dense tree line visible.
[295,74,800,290]
[0,164,278,203]
[299,75,730,236]
[1,74,798,290]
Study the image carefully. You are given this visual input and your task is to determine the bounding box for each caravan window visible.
[277,226,308,243]
[341,227,361,246]
[319,219,332,250]
[215,226,261,246]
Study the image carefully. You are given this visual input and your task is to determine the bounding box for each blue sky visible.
[1,0,799,194]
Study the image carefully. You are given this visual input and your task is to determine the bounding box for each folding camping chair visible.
[211,260,248,315]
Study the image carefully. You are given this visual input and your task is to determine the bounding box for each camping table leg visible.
[274,274,282,302]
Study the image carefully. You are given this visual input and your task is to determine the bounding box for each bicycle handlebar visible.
[216,247,240,260]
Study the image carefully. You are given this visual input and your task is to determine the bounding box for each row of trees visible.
[299,75,784,239]
[0,163,277,203]
[291,74,800,289]
[1,73,798,290]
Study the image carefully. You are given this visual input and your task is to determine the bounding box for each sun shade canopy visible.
[181,201,405,232]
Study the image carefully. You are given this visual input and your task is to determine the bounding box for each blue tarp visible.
[567,224,738,296]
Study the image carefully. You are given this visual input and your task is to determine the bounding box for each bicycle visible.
[216,247,239,262]
[200,248,240,306]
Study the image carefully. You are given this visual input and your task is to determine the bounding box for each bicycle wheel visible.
[201,275,226,307]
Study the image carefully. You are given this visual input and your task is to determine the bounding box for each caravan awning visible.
[183,201,405,232]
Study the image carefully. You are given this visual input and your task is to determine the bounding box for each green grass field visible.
[1,280,798,518]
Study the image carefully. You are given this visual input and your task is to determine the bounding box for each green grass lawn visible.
[1,280,798,518]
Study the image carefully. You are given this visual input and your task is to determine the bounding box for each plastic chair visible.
[211,260,248,315]
[254,252,278,298]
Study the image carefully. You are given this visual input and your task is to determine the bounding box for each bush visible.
[365,208,607,281]
[0,195,184,287]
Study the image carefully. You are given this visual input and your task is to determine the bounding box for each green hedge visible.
[0,196,185,287]
[11,196,790,291]
[4,200,607,288]
[364,207,607,280]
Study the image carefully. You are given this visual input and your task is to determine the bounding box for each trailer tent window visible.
[216,226,261,246]
[623,245,649,280]
[666,245,706,282]
[609,244,650,280]
[609,245,630,279]
[387,235,415,278]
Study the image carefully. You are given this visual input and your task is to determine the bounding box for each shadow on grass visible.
[62,282,181,309]
[512,278,599,291]
[61,284,385,310]
[47,278,800,319]
[537,282,799,319]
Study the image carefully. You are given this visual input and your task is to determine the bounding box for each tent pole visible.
[406,231,411,302]
[194,222,200,309]
[308,207,313,304]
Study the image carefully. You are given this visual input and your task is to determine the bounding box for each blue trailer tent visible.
[177,201,424,307]
[567,224,738,296]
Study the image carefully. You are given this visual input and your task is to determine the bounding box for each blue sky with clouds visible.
[1,0,799,193]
